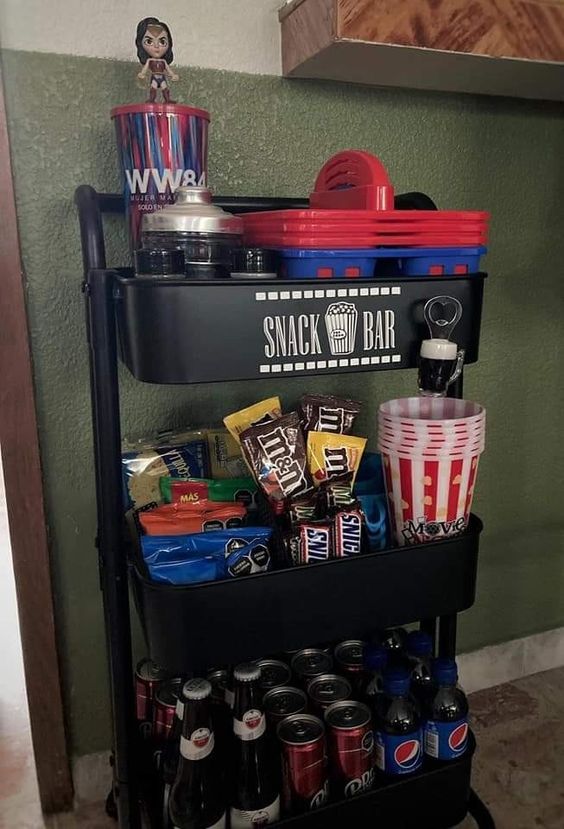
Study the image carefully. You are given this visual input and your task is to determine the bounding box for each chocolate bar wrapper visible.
[289,491,321,527]
[224,397,282,443]
[321,475,356,513]
[307,431,367,489]
[298,519,333,564]
[333,508,364,557]
[300,394,361,435]
[240,412,313,502]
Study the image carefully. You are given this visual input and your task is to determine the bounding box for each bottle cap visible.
[134,247,185,277]
[383,666,411,696]
[234,662,261,683]
[231,247,279,277]
[432,658,459,685]
[406,630,433,658]
[183,678,211,700]
[420,338,458,360]
[363,644,388,671]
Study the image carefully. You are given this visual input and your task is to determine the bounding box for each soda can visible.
[264,686,308,727]
[277,714,329,814]
[307,674,352,715]
[291,649,334,688]
[334,640,365,693]
[153,678,183,743]
[135,658,170,727]
[325,700,375,798]
[206,668,229,706]
[256,659,292,691]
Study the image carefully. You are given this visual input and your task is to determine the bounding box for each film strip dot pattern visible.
[259,355,402,373]
[255,286,402,302]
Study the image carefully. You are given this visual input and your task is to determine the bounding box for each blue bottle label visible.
[424,718,468,760]
[375,729,423,775]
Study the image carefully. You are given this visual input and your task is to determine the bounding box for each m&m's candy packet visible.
[240,412,312,502]
[224,397,282,443]
[307,431,366,488]
[299,393,361,435]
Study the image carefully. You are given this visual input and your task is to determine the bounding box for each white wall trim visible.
[72,625,564,804]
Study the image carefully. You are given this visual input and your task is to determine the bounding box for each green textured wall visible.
[2,49,564,757]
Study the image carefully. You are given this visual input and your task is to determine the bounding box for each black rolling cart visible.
[75,185,495,829]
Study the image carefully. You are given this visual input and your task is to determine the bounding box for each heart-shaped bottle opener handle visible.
[424,296,463,341]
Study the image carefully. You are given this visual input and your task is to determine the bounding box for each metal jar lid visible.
[277,714,325,745]
[143,186,243,235]
[263,686,307,719]
[256,659,292,690]
[291,649,333,679]
[334,640,365,670]
[307,674,352,707]
[325,700,371,730]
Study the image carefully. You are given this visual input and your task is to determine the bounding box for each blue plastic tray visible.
[278,246,487,279]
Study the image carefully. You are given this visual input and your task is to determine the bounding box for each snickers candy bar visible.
[333,508,364,557]
[240,412,313,502]
[298,519,333,564]
[300,393,361,435]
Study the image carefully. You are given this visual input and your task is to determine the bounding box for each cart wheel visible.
[105,788,118,821]
[468,789,495,829]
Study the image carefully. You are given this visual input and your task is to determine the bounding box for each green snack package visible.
[160,476,259,511]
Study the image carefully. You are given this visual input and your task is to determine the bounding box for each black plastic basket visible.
[115,273,485,384]
[130,515,481,675]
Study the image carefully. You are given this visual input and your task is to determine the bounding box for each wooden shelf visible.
[280,0,564,101]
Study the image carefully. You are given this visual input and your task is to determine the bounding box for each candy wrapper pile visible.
[124,393,384,586]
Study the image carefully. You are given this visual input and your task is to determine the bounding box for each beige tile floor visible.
[5,666,564,828]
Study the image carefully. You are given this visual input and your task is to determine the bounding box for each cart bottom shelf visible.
[139,733,475,829]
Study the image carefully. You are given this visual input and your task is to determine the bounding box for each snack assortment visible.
[126,392,385,586]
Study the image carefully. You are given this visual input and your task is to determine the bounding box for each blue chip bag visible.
[140,527,272,585]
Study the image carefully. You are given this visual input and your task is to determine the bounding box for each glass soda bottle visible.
[406,630,434,707]
[230,663,280,827]
[169,678,226,829]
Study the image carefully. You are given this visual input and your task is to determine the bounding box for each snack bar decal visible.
[257,286,402,374]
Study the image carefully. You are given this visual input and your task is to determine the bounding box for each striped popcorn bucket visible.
[111,103,210,248]
[378,398,485,547]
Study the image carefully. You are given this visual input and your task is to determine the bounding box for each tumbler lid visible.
[143,187,243,235]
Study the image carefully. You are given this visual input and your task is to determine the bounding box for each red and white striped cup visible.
[378,397,485,546]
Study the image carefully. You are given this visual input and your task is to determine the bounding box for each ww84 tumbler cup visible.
[111,103,210,248]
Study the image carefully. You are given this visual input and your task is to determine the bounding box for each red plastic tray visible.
[242,220,488,234]
[243,209,490,223]
[243,233,488,249]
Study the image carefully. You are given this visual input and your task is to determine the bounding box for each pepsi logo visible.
[448,723,468,753]
[362,730,374,754]
[394,739,421,769]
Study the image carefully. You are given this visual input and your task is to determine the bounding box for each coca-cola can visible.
[307,674,352,715]
[291,649,334,688]
[153,678,183,742]
[256,658,292,691]
[334,640,365,693]
[135,658,170,726]
[325,700,375,798]
[263,686,308,727]
[277,714,329,814]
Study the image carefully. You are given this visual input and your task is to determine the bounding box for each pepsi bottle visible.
[362,644,388,703]
[424,658,469,762]
[406,630,434,706]
[169,678,226,829]
[374,666,422,776]
[379,628,408,665]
